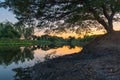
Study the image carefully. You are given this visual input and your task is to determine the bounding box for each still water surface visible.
[0,45,82,80]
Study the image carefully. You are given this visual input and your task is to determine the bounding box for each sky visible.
[0,3,120,38]
[0,0,17,23]
[0,8,18,23]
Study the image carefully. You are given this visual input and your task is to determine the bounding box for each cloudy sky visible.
[0,0,120,33]
[0,8,18,23]
[0,0,18,23]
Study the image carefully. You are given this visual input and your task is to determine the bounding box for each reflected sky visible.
[34,46,82,61]
[0,45,82,80]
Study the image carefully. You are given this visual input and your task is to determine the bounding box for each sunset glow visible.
[33,46,82,61]
[34,22,120,38]
[34,29,105,39]
[113,22,120,31]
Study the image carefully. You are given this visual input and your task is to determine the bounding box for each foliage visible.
[0,46,34,66]
[0,35,96,65]
[1,0,120,33]
[0,22,34,40]
[14,22,34,40]
[0,22,20,39]
[0,39,35,46]
[34,34,96,47]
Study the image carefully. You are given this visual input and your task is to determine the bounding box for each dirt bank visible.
[14,31,120,80]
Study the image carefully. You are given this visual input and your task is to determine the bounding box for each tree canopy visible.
[1,0,120,33]
[0,22,20,39]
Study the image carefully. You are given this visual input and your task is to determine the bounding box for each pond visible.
[0,45,82,80]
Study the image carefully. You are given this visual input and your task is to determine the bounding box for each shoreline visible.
[14,46,120,80]
[13,32,120,80]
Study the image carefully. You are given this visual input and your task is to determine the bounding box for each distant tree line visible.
[0,22,20,39]
[33,34,96,47]
[0,21,95,43]
[0,22,34,39]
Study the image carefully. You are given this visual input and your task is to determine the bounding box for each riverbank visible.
[0,35,95,46]
[13,31,120,80]
[14,47,120,80]
[0,39,51,46]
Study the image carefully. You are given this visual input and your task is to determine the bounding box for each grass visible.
[0,39,35,46]
[0,35,97,46]
[0,39,52,47]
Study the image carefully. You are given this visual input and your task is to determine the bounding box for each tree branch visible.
[89,8,110,31]
[102,6,109,19]
[110,5,116,18]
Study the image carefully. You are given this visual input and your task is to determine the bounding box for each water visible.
[0,45,82,80]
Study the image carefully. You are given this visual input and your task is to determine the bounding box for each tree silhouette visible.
[0,46,34,66]
[1,0,120,33]
[0,22,20,39]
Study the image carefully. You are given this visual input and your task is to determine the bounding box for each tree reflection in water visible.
[13,68,32,80]
[12,45,82,80]
[0,44,77,66]
[0,46,34,66]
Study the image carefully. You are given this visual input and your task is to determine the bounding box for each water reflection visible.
[34,46,82,61]
[0,45,82,80]
[0,46,34,66]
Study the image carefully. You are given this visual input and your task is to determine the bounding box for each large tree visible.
[1,0,120,33]
[0,22,20,39]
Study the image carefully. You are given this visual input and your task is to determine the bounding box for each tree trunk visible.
[91,5,115,34]
[97,19,114,34]
[105,24,114,34]
[107,17,114,34]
